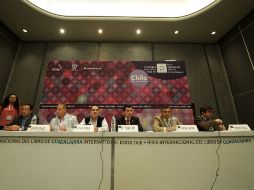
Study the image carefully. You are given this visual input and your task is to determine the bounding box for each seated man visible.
[50,104,78,131]
[5,103,39,131]
[194,106,226,131]
[153,105,182,132]
[116,105,143,132]
[80,105,109,132]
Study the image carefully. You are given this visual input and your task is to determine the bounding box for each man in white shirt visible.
[80,105,109,132]
[50,104,78,131]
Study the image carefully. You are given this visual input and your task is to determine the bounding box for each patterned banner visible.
[39,61,193,130]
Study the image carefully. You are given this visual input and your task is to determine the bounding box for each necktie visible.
[127,118,130,125]
[21,118,26,130]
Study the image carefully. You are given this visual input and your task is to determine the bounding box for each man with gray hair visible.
[50,104,78,131]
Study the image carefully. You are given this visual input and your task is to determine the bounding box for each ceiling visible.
[0,0,253,43]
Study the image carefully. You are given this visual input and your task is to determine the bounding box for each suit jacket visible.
[6,113,39,131]
[116,116,143,132]
[194,115,217,131]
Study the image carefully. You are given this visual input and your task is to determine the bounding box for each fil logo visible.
[51,64,62,71]
[156,63,167,73]
[72,64,78,71]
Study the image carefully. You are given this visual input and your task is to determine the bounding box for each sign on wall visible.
[39,61,193,130]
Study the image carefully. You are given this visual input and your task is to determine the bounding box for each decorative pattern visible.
[39,60,193,129]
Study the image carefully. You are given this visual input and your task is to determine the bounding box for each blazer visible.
[6,113,39,131]
[194,115,217,131]
[116,116,143,132]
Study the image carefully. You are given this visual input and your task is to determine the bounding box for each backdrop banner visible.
[39,60,193,130]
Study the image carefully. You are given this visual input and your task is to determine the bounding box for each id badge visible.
[6,116,12,121]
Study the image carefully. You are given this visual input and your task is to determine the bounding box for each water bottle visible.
[111,116,116,132]
[31,115,37,125]
[68,117,73,129]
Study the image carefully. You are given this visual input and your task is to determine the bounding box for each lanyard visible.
[8,105,13,111]
[58,118,64,127]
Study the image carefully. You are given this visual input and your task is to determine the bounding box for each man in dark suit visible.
[116,105,143,132]
[5,103,39,131]
[194,106,225,131]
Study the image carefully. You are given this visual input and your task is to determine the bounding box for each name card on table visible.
[118,125,138,132]
[72,125,94,132]
[175,125,199,132]
[27,125,50,132]
[227,124,251,132]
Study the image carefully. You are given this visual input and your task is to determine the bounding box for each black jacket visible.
[84,116,104,127]
[116,116,143,132]
[6,113,39,131]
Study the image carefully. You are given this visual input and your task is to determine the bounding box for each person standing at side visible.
[153,105,182,132]
[0,94,20,130]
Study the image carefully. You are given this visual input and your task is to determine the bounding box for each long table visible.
[1,131,254,190]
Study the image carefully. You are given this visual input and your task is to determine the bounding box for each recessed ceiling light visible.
[211,31,216,35]
[174,30,179,34]
[59,28,65,34]
[98,29,103,34]
[136,29,141,35]
[22,29,28,33]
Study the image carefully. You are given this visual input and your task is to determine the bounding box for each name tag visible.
[27,125,50,132]
[6,116,12,121]
[72,125,94,132]
[118,125,138,132]
[175,125,199,132]
[227,124,251,132]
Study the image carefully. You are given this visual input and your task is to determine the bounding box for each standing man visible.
[195,106,226,131]
[80,105,109,132]
[50,104,78,131]
[5,103,39,131]
[116,105,143,132]
[153,105,182,132]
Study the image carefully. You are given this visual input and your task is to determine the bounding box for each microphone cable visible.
[210,131,222,190]
[97,130,106,190]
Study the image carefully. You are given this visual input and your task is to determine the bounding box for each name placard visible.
[175,125,199,132]
[72,125,94,132]
[118,125,139,132]
[27,125,50,132]
[227,124,251,132]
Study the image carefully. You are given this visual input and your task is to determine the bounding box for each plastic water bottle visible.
[31,115,37,125]
[111,116,116,132]
[68,117,73,129]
